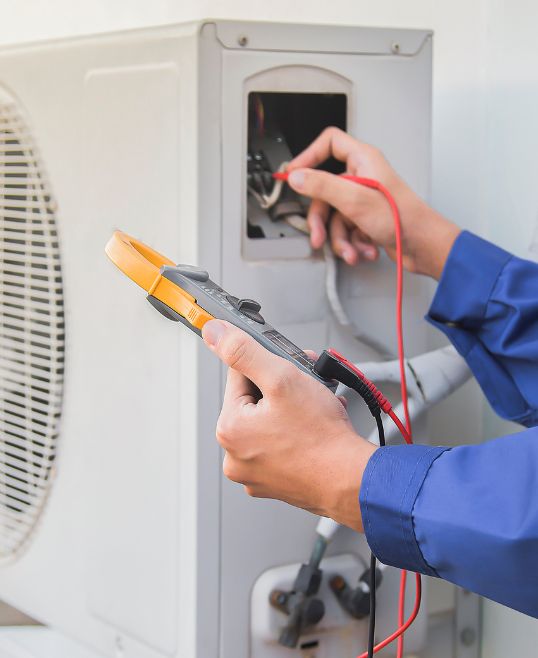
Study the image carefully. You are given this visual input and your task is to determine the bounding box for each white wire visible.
[323,242,354,327]
[323,243,393,357]
[248,161,288,210]
[283,214,392,357]
[248,157,390,356]
[285,214,309,234]
[247,185,267,208]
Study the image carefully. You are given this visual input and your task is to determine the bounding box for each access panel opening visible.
[246,92,347,240]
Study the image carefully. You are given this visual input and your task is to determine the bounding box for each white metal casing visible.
[0,21,435,658]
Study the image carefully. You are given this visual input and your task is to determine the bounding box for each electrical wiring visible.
[247,184,268,208]
[340,175,413,437]
[367,413,385,658]
[249,162,288,209]
[340,175,415,658]
[281,199,392,357]
[275,169,420,658]
[388,409,412,445]
[322,244,393,358]
[357,574,422,658]
[397,570,408,658]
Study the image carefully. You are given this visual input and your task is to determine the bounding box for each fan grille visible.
[0,91,64,559]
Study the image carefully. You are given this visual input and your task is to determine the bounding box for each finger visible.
[287,127,360,170]
[306,198,329,249]
[222,368,259,408]
[304,349,319,360]
[202,320,293,394]
[330,212,358,265]
[350,228,379,262]
[288,168,375,222]
[222,453,248,484]
[337,395,348,409]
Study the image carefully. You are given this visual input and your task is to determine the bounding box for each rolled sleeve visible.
[427,230,512,351]
[426,230,538,426]
[359,444,448,576]
[359,429,538,616]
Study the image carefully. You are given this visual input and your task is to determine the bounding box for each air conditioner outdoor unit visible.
[0,20,444,658]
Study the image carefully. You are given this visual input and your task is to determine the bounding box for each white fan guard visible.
[0,87,64,559]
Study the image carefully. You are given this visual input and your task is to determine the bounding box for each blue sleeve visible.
[426,230,538,427]
[360,231,538,615]
[360,429,538,617]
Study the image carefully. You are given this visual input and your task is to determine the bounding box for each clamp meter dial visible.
[105,231,335,390]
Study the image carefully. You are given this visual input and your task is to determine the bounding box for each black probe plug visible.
[314,350,385,418]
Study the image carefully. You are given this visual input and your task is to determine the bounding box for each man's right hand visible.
[287,127,461,279]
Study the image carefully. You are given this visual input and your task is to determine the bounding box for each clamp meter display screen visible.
[263,330,316,370]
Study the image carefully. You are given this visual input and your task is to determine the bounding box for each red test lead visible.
[277,168,417,658]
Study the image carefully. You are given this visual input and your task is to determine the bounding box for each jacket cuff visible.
[359,444,448,576]
[426,231,512,355]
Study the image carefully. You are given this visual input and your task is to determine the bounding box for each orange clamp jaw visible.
[105,231,214,330]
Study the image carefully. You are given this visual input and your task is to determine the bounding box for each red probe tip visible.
[272,171,289,181]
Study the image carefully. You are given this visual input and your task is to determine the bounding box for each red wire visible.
[397,570,408,657]
[356,574,422,658]
[388,409,412,445]
[339,176,417,658]
[341,176,413,438]
[275,170,420,657]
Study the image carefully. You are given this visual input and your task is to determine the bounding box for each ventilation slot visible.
[0,90,64,559]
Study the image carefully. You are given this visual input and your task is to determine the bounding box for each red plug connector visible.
[324,349,411,444]
[326,349,392,414]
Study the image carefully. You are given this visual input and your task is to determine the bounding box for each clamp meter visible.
[105,231,335,390]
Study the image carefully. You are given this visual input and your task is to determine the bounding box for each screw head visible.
[460,627,477,646]
[238,35,248,47]
[391,42,401,54]
[330,575,345,591]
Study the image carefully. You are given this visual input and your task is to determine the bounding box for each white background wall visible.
[2,0,536,256]
[1,1,537,655]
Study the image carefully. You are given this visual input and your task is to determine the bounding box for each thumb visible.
[202,320,289,393]
[288,168,370,220]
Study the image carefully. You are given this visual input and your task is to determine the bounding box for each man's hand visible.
[287,127,461,279]
[202,319,376,531]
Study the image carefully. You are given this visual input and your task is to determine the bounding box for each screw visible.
[330,575,346,592]
[238,35,248,47]
[460,627,477,646]
[391,42,401,54]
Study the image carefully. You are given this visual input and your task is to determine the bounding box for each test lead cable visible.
[275,170,419,658]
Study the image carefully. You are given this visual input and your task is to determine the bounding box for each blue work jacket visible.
[360,231,538,617]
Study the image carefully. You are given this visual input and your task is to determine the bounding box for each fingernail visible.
[202,319,226,347]
[288,170,305,190]
[359,246,376,260]
[342,246,355,263]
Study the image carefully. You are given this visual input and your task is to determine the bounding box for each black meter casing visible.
[148,264,337,392]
